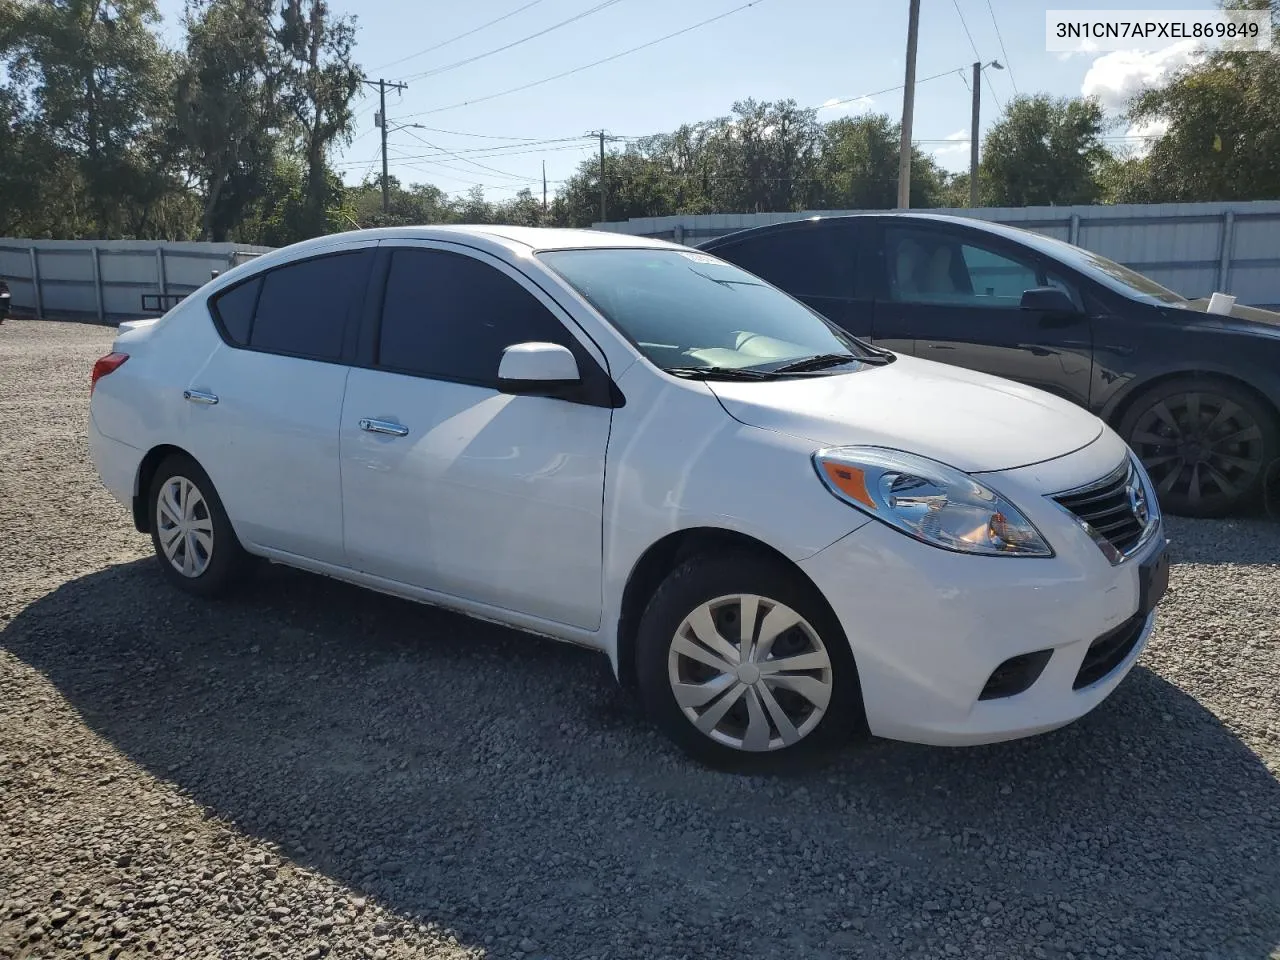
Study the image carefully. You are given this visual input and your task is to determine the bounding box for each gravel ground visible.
[2,317,1279,960]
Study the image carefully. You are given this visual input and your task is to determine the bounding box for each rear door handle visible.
[359,418,409,437]
[183,389,219,405]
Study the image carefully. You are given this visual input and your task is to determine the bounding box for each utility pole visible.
[897,0,921,209]
[970,61,981,209]
[361,77,409,216]
[542,159,548,215]
[968,60,1002,209]
[598,130,607,223]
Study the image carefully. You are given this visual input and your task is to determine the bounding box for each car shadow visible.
[1162,514,1279,565]
[3,557,1279,960]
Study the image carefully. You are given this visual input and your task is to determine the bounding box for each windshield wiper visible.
[665,365,784,381]
[768,350,860,371]
[688,268,766,289]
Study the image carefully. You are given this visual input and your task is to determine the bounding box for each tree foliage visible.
[979,94,1110,207]
[2,0,1280,245]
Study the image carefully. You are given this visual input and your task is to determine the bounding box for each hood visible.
[1177,297,1280,332]
[707,354,1104,474]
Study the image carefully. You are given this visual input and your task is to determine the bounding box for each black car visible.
[0,278,9,323]
[701,212,1280,518]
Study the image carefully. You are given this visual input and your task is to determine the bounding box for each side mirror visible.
[1020,287,1080,316]
[497,342,581,398]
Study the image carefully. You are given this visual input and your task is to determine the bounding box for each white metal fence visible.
[0,239,273,323]
[593,200,1280,310]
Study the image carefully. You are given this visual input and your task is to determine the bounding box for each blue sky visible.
[149,0,1219,204]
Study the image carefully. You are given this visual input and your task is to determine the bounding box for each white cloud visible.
[1057,37,1101,62]
[932,129,970,159]
[1081,41,1204,114]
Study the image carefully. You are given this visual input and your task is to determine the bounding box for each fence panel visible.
[0,239,273,323]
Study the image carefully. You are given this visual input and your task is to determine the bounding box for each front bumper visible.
[798,448,1167,748]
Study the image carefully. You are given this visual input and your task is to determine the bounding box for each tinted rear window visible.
[248,252,368,360]
[210,276,261,345]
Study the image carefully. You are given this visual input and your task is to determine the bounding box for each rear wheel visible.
[148,453,252,597]
[635,552,865,771]
[1118,378,1279,518]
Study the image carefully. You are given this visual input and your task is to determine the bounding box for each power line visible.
[369,0,548,73]
[985,0,1018,96]
[814,65,970,114]
[398,0,770,119]
[392,123,570,142]
[397,0,628,83]
[952,0,982,65]
[397,126,538,181]
[951,0,1004,114]
[334,141,594,169]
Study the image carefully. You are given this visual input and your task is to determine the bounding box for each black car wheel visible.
[1119,378,1279,518]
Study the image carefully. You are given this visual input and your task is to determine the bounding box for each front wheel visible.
[635,552,865,771]
[1118,378,1279,518]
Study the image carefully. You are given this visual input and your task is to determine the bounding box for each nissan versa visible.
[87,226,1170,768]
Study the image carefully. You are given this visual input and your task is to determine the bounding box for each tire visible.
[634,551,866,772]
[1117,377,1280,518]
[148,453,252,598]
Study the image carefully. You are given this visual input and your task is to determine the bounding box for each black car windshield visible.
[1020,232,1188,306]
[537,247,876,374]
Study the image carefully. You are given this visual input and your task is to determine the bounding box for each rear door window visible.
[250,252,370,360]
[209,250,370,361]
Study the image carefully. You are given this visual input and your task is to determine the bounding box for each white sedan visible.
[88,226,1170,768]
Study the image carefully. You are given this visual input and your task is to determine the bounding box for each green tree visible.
[814,113,948,209]
[980,94,1109,206]
[175,0,283,240]
[0,0,179,236]
[274,0,362,238]
[1126,42,1280,201]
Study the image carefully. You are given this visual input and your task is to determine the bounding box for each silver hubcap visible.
[156,476,214,578]
[667,594,834,753]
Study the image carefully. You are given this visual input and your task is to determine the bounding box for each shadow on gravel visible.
[1162,514,1280,565]
[4,557,1279,960]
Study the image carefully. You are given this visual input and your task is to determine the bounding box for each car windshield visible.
[538,247,874,374]
[1020,232,1188,306]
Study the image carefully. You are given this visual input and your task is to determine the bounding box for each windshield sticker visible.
[679,252,722,265]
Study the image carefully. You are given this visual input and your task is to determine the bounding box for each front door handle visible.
[183,389,219,405]
[359,418,409,437]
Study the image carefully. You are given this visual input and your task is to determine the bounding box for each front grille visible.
[1073,614,1145,689]
[1052,460,1148,557]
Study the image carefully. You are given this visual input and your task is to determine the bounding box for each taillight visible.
[91,352,129,394]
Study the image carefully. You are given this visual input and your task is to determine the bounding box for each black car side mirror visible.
[1020,287,1081,317]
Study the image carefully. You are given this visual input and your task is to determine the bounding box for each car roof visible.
[267,224,681,257]
[194,224,689,304]
[700,211,1047,249]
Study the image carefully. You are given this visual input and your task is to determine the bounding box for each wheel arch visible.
[1102,368,1280,435]
[613,526,840,691]
[132,443,199,533]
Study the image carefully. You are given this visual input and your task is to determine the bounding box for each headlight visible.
[812,446,1054,557]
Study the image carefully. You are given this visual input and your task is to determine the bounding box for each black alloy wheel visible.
[1120,379,1278,518]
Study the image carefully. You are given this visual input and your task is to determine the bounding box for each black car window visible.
[248,252,368,360]
[886,227,1042,308]
[711,224,854,300]
[377,247,576,384]
[209,276,261,346]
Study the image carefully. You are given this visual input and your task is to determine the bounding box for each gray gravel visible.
[2,317,1279,960]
